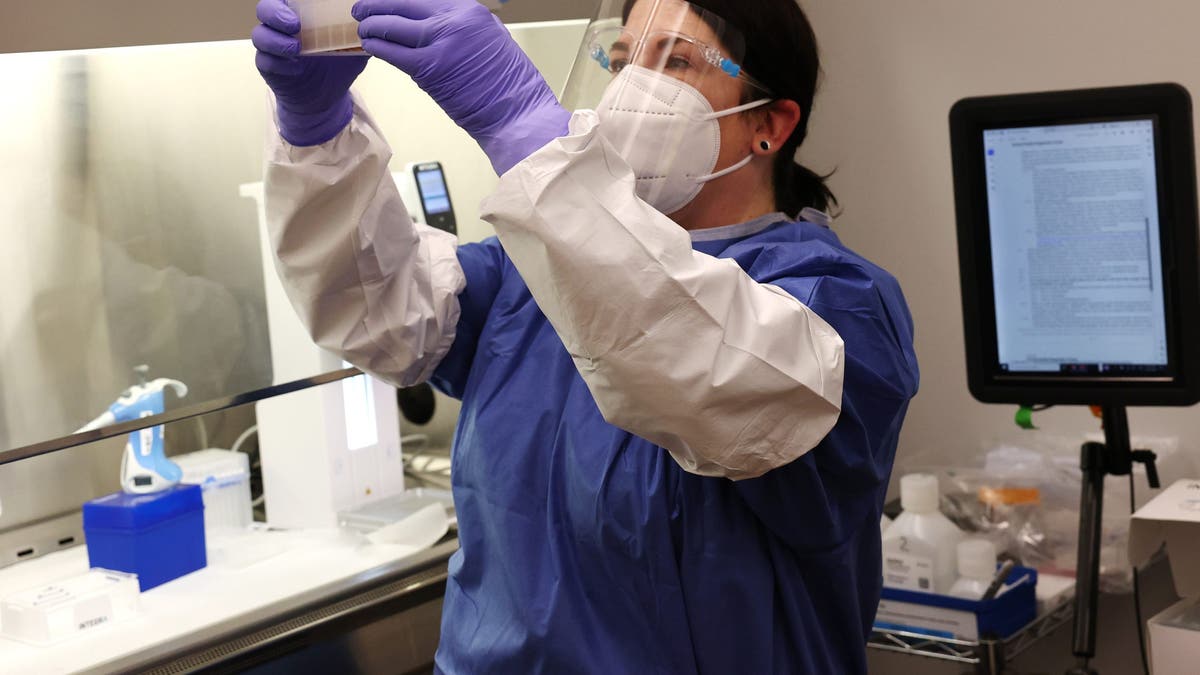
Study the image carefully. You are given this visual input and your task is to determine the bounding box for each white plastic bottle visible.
[948,539,998,600]
[882,474,965,594]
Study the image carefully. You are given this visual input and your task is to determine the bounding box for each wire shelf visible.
[867,597,1074,673]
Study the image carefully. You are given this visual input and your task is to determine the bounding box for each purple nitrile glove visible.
[253,0,370,146]
[353,0,571,175]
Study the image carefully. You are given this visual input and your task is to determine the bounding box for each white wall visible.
[798,0,1200,475]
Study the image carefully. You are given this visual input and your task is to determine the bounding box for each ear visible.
[752,100,802,156]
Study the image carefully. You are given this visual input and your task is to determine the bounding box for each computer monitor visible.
[950,83,1200,406]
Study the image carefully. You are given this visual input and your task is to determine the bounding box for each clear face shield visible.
[560,0,775,215]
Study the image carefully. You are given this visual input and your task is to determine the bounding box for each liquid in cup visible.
[286,0,512,55]
[287,0,362,55]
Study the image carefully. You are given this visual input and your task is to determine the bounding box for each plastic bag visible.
[899,435,1194,594]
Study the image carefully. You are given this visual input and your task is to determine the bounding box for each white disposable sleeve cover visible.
[481,111,845,480]
[264,98,466,387]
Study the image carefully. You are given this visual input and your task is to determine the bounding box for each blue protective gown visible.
[429,213,920,674]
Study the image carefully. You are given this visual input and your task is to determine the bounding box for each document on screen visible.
[983,119,1168,373]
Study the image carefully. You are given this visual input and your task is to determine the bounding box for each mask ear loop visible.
[697,153,756,183]
[701,97,772,121]
[697,100,776,183]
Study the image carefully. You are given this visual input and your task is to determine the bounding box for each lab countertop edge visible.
[0,530,459,674]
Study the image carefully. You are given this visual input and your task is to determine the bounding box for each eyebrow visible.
[612,34,686,53]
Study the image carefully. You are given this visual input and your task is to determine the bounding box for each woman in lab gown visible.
[253,0,920,672]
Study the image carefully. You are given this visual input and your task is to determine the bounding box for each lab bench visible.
[0,530,457,674]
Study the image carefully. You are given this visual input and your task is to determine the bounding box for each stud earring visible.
[759,140,772,152]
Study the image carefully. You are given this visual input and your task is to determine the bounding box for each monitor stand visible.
[1067,406,1160,675]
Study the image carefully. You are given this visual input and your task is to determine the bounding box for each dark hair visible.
[622,0,837,216]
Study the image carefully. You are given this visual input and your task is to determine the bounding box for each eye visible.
[665,55,692,71]
[610,58,630,74]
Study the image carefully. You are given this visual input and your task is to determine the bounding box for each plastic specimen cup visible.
[287,0,363,55]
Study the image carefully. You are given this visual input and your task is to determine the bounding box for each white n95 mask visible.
[595,65,771,215]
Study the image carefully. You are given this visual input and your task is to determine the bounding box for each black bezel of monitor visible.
[950,83,1200,406]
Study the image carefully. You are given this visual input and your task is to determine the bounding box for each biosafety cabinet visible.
[0,4,590,671]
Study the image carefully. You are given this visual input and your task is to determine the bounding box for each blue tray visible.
[875,565,1038,640]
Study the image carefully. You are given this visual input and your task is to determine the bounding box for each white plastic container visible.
[176,449,253,534]
[287,0,362,55]
[882,474,965,594]
[1,570,139,645]
[948,539,998,599]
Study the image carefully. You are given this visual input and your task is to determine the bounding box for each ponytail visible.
[774,151,837,218]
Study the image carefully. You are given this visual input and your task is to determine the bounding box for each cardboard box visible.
[1129,480,1200,598]
[1147,596,1200,675]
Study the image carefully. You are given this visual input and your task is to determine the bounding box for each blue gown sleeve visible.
[732,256,920,552]
[429,237,507,400]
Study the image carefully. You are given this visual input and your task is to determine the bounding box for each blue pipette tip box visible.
[83,484,207,592]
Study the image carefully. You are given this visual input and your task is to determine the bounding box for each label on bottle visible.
[883,536,935,592]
